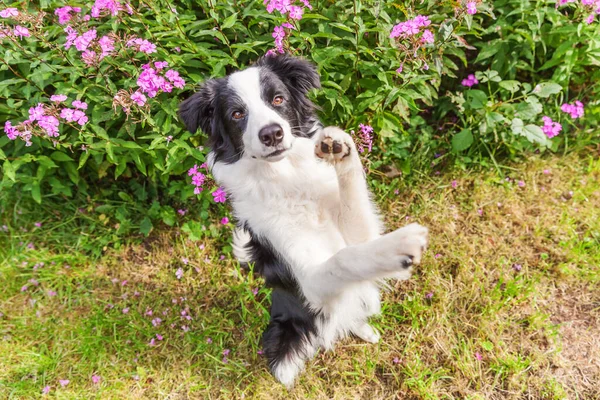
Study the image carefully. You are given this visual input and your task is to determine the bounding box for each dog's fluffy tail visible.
[232,227,252,264]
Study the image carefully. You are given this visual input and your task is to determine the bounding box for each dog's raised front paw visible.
[314,126,354,164]
[388,223,429,277]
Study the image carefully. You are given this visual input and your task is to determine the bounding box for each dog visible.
[179,54,428,387]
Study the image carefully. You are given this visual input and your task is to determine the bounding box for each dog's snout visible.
[259,124,284,147]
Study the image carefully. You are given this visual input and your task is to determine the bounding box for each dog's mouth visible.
[265,148,289,158]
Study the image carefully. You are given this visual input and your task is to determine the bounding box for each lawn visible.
[1,151,599,399]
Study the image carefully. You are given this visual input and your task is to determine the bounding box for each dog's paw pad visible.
[315,128,353,163]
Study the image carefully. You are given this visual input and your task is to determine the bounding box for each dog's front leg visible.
[298,223,428,304]
[315,126,382,245]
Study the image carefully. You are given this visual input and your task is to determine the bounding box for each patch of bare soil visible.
[545,283,600,399]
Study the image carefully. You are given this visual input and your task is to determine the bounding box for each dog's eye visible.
[232,111,245,120]
[272,96,284,106]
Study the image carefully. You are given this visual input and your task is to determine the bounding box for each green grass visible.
[1,152,599,399]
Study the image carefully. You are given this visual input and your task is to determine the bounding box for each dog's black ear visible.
[178,79,222,134]
[257,54,320,94]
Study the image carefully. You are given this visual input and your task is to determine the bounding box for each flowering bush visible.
[1,0,598,233]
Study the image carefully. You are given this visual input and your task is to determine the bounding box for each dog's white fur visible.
[208,67,428,387]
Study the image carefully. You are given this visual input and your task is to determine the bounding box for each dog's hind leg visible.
[261,289,318,388]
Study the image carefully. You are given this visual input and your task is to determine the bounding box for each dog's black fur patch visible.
[242,224,320,373]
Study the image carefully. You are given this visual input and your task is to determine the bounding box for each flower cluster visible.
[355,124,374,153]
[263,1,311,54]
[264,0,311,17]
[126,37,157,54]
[188,164,207,195]
[541,116,562,138]
[390,15,432,40]
[91,0,133,18]
[389,15,435,73]
[466,1,478,15]
[0,9,30,39]
[461,74,479,87]
[558,0,600,24]
[55,6,81,25]
[137,63,185,98]
[561,100,584,119]
[3,96,88,145]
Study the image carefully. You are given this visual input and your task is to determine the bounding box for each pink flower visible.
[122,307,129,314]
[451,180,458,188]
[131,91,146,106]
[512,263,522,271]
[75,29,97,51]
[34,222,42,228]
[91,375,101,384]
[14,26,30,39]
[156,334,163,340]
[177,209,187,216]
[139,40,156,54]
[392,357,400,364]
[221,217,229,225]
[212,187,227,203]
[176,268,183,279]
[42,385,51,394]
[461,74,479,87]
[55,6,81,24]
[356,124,374,153]
[4,121,19,140]
[155,61,168,70]
[222,349,230,356]
[425,292,434,299]
[148,338,156,346]
[421,29,434,44]
[543,169,550,174]
[518,180,525,187]
[474,352,483,361]
[81,50,97,66]
[0,8,18,18]
[541,116,562,138]
[59,379,70,387]
[50,94,67,102]
[288,5,303,20]
[72,100,88,110]
[466,1,477,15]
[560,101,584,119]
[98,35,115,58]
[395,64,403,74]
[586,14,595,24]
[152,317,162,327]
[390,15,431,39]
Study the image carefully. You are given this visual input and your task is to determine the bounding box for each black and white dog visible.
[179,55,428,387]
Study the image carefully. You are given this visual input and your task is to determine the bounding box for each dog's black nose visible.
[258,124,284,147]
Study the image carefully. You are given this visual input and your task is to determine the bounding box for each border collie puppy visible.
[179,55,428,387]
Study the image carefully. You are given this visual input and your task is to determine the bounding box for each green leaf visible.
[50,151,74,162]
[451,129,473,152]
[499,80,521,93]
[221,12,238,29]
[466,90,488,109]
[31,182,42,204]
[515,97,542,121]
[3,160,16,182]
[139,217,153,236]
[532,82,562,98]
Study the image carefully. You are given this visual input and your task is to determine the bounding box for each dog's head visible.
[179,55,321,163]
